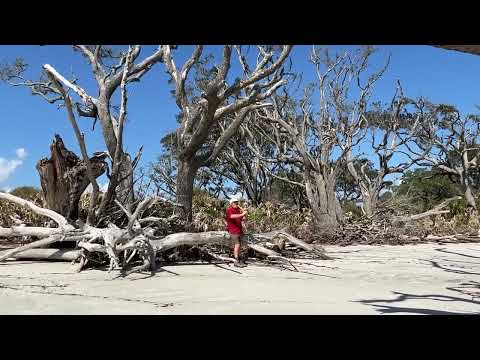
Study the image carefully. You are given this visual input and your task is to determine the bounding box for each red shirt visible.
[225,206,244,235]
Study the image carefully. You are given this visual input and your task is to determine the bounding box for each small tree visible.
[395,168,460,212]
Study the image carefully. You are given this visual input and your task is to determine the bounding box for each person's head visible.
[229,197,240,208]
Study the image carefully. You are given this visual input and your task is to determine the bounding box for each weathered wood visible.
[8,249,81,261]
[0,192,332,275]
[393,196,462,224]
[0,235,64,262]
[274,231,332,260]
[36,134,106,221]
[149,230,330,260]
[0,226,65,238]
[251,229,331,259]
[248,243,280,257]
[0,191,70,227]
[151,231,231,252]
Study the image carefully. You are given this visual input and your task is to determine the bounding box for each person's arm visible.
[229,212,246,219]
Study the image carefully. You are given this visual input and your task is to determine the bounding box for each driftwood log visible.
[36,134,107,221]
[8,249,82,261]
[392,196,463,224]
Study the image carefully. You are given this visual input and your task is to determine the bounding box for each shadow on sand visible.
[435,248,480,259]
[421,259,480,276]
[357,290,480,315]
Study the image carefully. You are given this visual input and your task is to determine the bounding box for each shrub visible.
[0,187,48,227]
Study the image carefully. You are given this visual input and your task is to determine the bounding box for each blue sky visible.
[1,45,480,191]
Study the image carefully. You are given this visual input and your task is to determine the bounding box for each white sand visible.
[0,242,479,314]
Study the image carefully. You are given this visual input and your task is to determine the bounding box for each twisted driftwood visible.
[0,192,331,275]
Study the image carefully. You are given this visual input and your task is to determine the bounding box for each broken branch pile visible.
[322,196,480,246]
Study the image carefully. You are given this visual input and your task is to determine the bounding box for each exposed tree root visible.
[0,193,331,276]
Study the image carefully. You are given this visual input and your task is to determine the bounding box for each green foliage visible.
[0,187,47,227]
[193,188,227,217]
[160,131,177,153]
[340,200,363,220]
[267,168,307,208]
[245,201,311,232]
[191,188,228,231]
[395,168,460,212]
[191,190,312,238]
[448,198,471,218]
[445,197,480,225]
[9,186,41,200]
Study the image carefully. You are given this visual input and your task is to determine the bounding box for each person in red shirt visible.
[225,197,248,267]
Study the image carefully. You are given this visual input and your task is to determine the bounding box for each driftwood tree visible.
[2,46,141,225]
[149,132,235,200]
[1,46,166,212]
[36,134,107,221]
[250,92,345,228]
[344,87,433,216]
[160,45,292,221]
[0,189,331,272]
[336,159,377,203]
[251,46,387,228]
[414,103,480,211]
[0,48,330,272]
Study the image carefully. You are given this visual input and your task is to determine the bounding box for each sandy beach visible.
[1,242,479,315]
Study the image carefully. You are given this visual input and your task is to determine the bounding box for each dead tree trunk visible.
[117,153,135,206]
[357,180,381,217]
[305,172,344,229]
[462,176,477,211]
[95,97,135,209]
[174,159,199,222]
[346,154,380,217]
[161,45,292,223]
[361,193,377,217]
[36,135,107,221]
[7,249,81,261]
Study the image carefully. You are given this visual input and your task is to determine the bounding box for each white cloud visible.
[1,186,12,193]
[0,158,22,182]
[0,148,28,183]
[16,148,27,160]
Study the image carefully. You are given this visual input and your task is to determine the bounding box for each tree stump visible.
[36,134,107,222]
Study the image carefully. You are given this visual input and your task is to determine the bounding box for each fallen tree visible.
[323,196,476,246]
[8,249,82,261]
[0,192,331,275]
[392,196,462,224]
